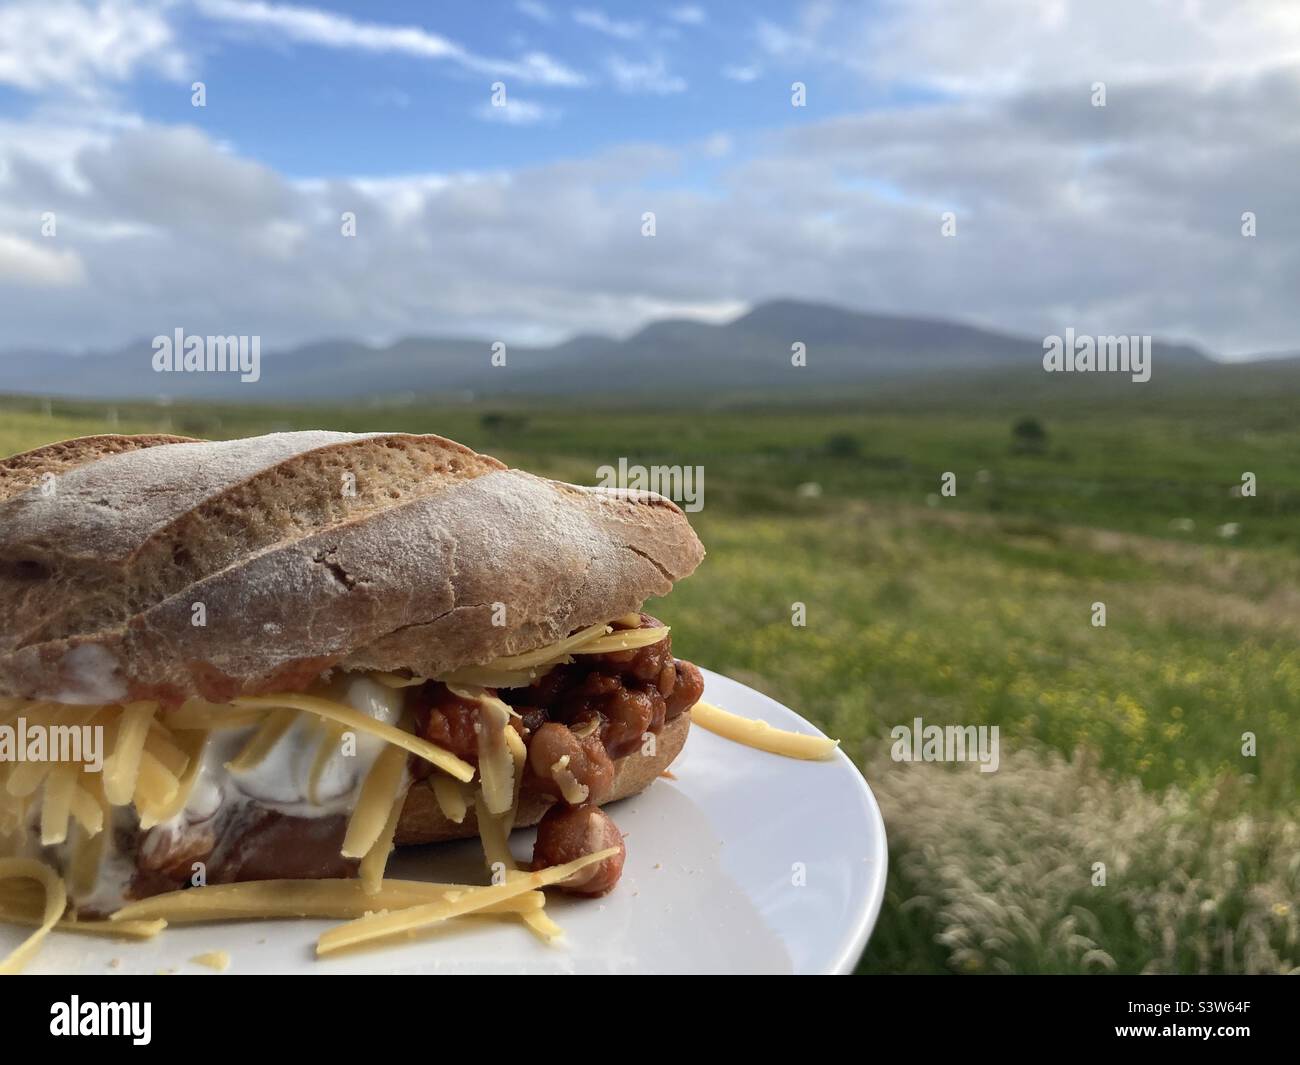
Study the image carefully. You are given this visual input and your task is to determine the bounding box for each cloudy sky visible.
[1,0,1298,357]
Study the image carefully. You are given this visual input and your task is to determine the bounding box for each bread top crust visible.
[3,431,380,558]
[0,432,704,705]
[0,433,200,504]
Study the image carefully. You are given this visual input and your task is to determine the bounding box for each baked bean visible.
[511,706,548,740]
[665,659,704,719]
[505,614,702,753]
[137,822,215,879]
[527,722,615,805]
[585,612,674,685]
[413,683,481,765]
[601,685,661,758]
[532,803,625,896]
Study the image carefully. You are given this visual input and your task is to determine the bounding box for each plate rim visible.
[697,668,889,975]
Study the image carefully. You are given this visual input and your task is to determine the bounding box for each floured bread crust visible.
[0,432,705,704]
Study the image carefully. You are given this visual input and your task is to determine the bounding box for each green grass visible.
[2,389,1297,973]
[5,388,1294,548]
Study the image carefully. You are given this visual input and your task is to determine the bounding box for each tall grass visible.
[861,747,1299,974]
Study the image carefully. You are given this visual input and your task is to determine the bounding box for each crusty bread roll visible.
[395,712,691,845]
[0,432,705,706]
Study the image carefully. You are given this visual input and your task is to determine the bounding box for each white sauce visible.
[183,675,401,820]
[43,674,408,913]
[73,805,141,917]
[48,644,128,705]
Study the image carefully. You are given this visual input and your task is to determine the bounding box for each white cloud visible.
[75,125,292,232]
[755,18,807,60]
[872,0,1300,91]
[475,98,561,125]
[700,133,733,158]
[762,0,1300,92]
[668,6,707,26]
[331,174,451,226]
[2,56,1299,358]
[754,3,837,62]
[722,64,760,83]
[0,234,86,286]
[607,54,687,94]
[196,0,587,86]
[0,0,187,94]
[0,105,145,198]
[572,8,644,41]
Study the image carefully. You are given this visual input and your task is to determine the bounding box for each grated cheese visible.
[0,894,163,940]
[225,707,298,772]
[473,732,565,945]
[570,626,670,655]
[137,730,209,829]
[479,621,610,672]
[358,761,408,895]
[131,750,180,814]
[39,764,78,847]
[167,701,268,731]
[110,878,546,922]
[68,785,105,836]
[431,775,468,824]
[233,694,473,782]
[306,720,345,806]
[689,701,840,760]
[342,742,408,860]
[102,702,156,805]
[315,847,619,956]
[190,950,231,972]
[549,756,589,806]
[472,692,515,817]
[0,858,66,974]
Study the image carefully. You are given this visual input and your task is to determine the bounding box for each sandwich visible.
[0,430,834,969]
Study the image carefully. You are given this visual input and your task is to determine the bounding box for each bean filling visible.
[410,612,703,894]
[412,612,702,774]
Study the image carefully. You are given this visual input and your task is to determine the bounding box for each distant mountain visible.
[0,299,1230,403]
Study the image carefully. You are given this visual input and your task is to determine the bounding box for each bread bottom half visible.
[394,712,691,845]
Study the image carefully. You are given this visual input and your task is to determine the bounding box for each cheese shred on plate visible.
[109,879,546,922]
[189,950,231,972]
[314,847,620,957]
[690,701,840,760]
[0,858,67,975]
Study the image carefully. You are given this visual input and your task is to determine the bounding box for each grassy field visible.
[2,388,1297,973]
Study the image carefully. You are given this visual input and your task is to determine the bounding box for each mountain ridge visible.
[0,298,1268,403]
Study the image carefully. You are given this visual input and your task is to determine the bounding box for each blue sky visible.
[1,1,1298,356]
[22,0,921,179]
[186,2,870,177]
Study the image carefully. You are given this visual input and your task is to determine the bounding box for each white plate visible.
[19,670,888,975]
